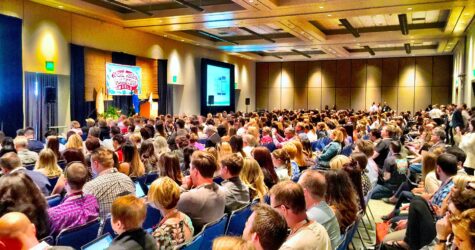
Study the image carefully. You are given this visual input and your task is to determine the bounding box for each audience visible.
[213,236,255,250]
[13,136,38,165]
[220,153,249,212]
[177,151,225,232]
[271,149,291,181]
[240,158,268,202]
[48,162,99,236]
[34,148,62,178]
[269,181,331,250]
[83,147,135,218]
[158,152,184,185]
[109,195,158,250]
[119,141,145,178]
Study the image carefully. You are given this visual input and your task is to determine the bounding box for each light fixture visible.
[291,49,311,58]
[319,6,324,9]
[339,18,360,37]
[239,27,276,43]
[398,14,409,35]
[181,40,185,42]
[327,14,332,17]
[58,5,64,8]
[101,0,153,16]
[364,45,375,55]
[404,43,411,54]
[198,30,239,45]
[407,7,412,10]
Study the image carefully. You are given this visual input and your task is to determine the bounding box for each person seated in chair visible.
[220,154,249,212]
[109,195,158,250]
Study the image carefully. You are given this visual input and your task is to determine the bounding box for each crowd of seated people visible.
[0,102,474,250]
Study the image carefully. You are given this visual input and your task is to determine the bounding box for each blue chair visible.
[56,218,101,249]
[24,164,35,170]
[40,236,54,246]
[340,145,353,156]
[226,203,252,236]
[146,172,159,185]
[336,220,358,250]
[177,231,204,250]
[58,160,67,169]
[198,139,207,145]
[263,142,276,152]
[100,214,117,237]
[200,214,229,250]
[142,203,162,230]
[46,194,62,208]
[48,176,59,192]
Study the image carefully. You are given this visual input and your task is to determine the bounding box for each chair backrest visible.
[177,231,204,250]
[56,218,101,249]
[24,164,35,170]
[225,203,252,236]
[341,145,353,156]
[336,220,358,250]
[46,194,62,208]
[58,160,67,169]
[100,214,116,237]
[200,214,228,250]
[142,203,162,230]
[48,176,59,192]
[146,171,158,185]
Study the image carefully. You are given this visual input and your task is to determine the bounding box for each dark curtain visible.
[158,59,168,115]
[25,72,58,140]
[111,52,136,115]
[70,44,95,123]
[0,14,23,136]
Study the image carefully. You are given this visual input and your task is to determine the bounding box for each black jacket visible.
[108,228,158,250]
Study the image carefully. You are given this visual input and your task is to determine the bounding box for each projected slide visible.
[206,65,231,106]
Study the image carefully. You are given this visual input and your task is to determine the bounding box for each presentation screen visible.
[106,63,142,95]
[201,59,235,114]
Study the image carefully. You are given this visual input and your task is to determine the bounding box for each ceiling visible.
[32,0,475,61]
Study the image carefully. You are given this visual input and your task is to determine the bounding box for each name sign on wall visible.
[106,63,142,95]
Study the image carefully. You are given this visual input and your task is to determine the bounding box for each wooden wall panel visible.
[321,88,335,107]
[432,86,451,105]
[399,57,415,87]
[85,48,111,101]
[281,62,295,88]
[398,86,414,112]
[307,61,321,87]
[256,87,269,110]
[294,62,308,88]
[350,88,366,111]
[415,86,431,111]
[336,60,351,87]
[381,86,398,110]
[367,59,382,87]
[268,88,281,110]
[294,88,308,109]
[308,88,322,110]
[366,87,381,109]
[415,57,433,86]
[268,63,282,88]
[256,63,269,88]
[136,57,158,99]
[433,56,452,86]
[336,88,351,109]
[382,58,399,86]
[321,61,336,87]
[351,59,366,87]
[281,88,294,109]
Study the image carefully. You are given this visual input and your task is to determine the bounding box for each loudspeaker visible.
[45,87,56,103]
[245,98,250,105]
[208,95,214,105]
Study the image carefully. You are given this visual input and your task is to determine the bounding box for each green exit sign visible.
[45,61,54,72]
[473,69,475,77]
[172,75,177,83]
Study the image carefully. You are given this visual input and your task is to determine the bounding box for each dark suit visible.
[108,228,158,250]
[28,139,44,154]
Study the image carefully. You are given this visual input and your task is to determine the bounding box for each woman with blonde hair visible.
[212,236,255,250]
[290,140,308,168]
[219,142,233,159]
[271,149,291,181]
[240,158,268,202]
[65,133,84,154]
[282,143,299,178]
[153,136,170,157]
[148,177,194,249]
[329,155,350,171]
[34,148,62,178]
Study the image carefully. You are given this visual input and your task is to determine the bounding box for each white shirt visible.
[429,108,443,119]
[279,221,332,250]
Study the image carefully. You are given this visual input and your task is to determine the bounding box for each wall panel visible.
[398,86,414,112]
[366,87,381,109]
[294,61,308,88]
[281,62,295,88]
[321,88,335,107]
[308,88,321,109]
[433,56,452,86]
[432,86,450,105]
[268,88,281,110]
[269,63,282,88]
[336,60,351,87]
[336,88,351,109]
[293,88,308,109]
[381,86,398,110]
[351,59,366,87]
[256,62,269,88]
[281,88,294,109]
[307,61,322,87]
[256,87,269,110]
[399,57,415,87]
[321,60,336,87]
[382,58,399,86]
[351,88,365,111]
[415,86,431,111]
[415,57,433,86]
[367,59,382,87]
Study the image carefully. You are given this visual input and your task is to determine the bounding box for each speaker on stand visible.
[208,95,215,105]
[45,87,57,136]
[245,98,250,113]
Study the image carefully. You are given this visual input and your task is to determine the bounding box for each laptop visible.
[135,181,146,198]
[81,233,113,250]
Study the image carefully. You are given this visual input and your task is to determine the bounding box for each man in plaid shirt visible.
[84,147,135,218]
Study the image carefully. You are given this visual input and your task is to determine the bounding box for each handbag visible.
[376,221,391,244]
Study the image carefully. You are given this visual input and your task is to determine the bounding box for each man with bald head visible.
[298,170,340,249]
[0,212,73,249]
[48,162,99,236]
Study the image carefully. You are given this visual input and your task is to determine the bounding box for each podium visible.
[139,101,158,118]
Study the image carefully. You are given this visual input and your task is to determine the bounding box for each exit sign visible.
[172,75,177,83]
[45,61,54,72]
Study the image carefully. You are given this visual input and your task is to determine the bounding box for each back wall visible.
[256,56,453,113]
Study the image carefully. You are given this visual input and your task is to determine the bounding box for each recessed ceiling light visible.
[464,13,470,16]
[58,5,63,8]
[319,6,324,9]
[249,0,254,2]
[164,34,168,37]
[327,14,332,17]
[181,40,185,42]
[407,7,412,10]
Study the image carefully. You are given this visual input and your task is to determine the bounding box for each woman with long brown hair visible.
[251,146,278,188]
[119,141,145,178]
[158,152,184,186]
